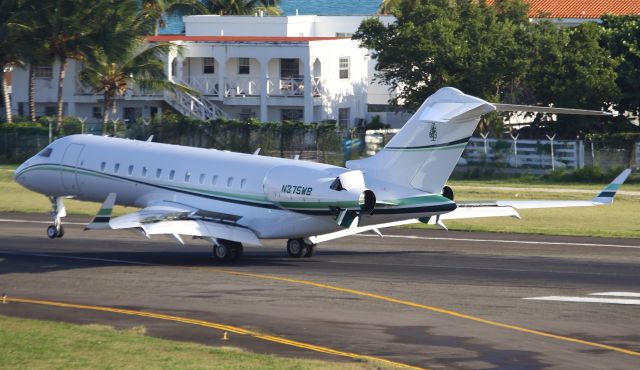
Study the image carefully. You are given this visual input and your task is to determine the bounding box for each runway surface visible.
[1,213,639,369]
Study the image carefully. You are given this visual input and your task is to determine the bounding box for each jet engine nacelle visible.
[263,166,376,213]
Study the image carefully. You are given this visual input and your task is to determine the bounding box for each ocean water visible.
[281,0,381,16]
[162,0,382,34]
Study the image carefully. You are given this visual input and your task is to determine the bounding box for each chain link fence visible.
[1,127,637,173]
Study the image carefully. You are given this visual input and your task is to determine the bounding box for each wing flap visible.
[141,220,261,247]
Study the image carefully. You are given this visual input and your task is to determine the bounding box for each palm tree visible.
[0,0,30,124]
[80,0,193,133]
[36,0,114,129]
[202,0,281,16]
[141,0,208,35]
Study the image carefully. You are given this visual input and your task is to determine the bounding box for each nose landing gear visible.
[47,196,66,239]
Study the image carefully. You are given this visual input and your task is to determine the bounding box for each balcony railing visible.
[225,76,260,97]
[184,77,218,96]
[179,76,322,98]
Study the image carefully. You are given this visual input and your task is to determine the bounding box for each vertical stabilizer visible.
[347,87,495,193]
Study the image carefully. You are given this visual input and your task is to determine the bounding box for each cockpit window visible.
[38,148,53,157]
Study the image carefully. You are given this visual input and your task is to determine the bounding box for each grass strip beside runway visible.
[0,300,419,370]
[3,165,639,237]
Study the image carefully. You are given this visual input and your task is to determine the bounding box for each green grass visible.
[0,315,381,369]
[0,165,132,216]
[3,164,639,238]
[410,187,640,238]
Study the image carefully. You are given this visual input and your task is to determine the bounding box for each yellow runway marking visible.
[4,251,640,359]
[6,297,424,370]
[203,268,640,358]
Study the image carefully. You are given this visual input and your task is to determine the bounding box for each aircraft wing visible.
[309,169,630,244]
[85,195,260,246]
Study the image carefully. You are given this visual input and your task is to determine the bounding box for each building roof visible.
[489,0,640,19]
[147,35,343,43]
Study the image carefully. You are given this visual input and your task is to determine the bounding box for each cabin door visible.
[60,143,85,195]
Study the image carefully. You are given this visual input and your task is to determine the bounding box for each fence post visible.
[510,133,520,168]
[46,117,53,144]
[480,132,489,163]
[546,134,556,170]
[79,117,87,134]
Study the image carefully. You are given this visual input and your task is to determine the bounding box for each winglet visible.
[85,193,116,230]
[592,169,631,205]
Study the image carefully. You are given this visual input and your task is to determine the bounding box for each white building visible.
[10,15,400,128]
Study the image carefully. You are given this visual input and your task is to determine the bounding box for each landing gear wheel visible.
[286,239,305,258]
[47,225,58,239]
[213,240,243,262]
[57,225,64,238]
[213,243,230,261]
[303,244,316,258]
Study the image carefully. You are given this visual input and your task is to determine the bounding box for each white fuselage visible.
[15,135,456,239]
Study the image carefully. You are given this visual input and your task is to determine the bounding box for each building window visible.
[239,109,254,122]
[238,58,250,74]
[33,65,53,79]
[338,107,350,128]
[281,109,303,122]
[169,170,175,181]
[185,171,191,182]
[203,58,215,74]
[44,106,56,117]
[339,57,349,79]
[335,32,353,38]
[123,107,141,123]
[92,106,102,119]
[280,59,299,78]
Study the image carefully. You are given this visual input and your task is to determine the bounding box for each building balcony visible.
[182,76,322,99]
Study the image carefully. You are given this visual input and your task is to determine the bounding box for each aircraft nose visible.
[13,162,29,185]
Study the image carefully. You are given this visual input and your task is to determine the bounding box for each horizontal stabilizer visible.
[493,103,611,116]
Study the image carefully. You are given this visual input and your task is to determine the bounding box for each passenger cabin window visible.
[212,175,218,186]
[227,177,234,188]
[240,179,247,189]
[128,165,134,175]
[38,148,53,157]
[169,170,175,181]
[142,166,148,177]
[199,173,205,184]
[100,161,106,171]
[114,163,120,173]
[184,172,191,182]
[156,168,162,178]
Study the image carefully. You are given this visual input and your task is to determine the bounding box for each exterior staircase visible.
[164,89,227,121]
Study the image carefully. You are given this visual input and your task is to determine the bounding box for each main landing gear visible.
[212,239,243,262]
[286,238,316,258]
[47,196,66,239]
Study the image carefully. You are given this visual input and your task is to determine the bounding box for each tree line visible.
[357,0,640,139]
[0,0,281,132]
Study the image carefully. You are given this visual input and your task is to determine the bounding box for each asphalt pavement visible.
[1,213,639,369]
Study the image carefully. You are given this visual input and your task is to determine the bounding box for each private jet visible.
[13,87,631,261]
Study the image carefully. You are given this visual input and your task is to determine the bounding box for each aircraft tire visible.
[47,225,58,239]
[229,243,243,261]
[303,244,316,258]
[213,243,231,261]
[286,239,306,258]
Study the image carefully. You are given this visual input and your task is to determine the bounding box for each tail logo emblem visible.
[429,122,438,141]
